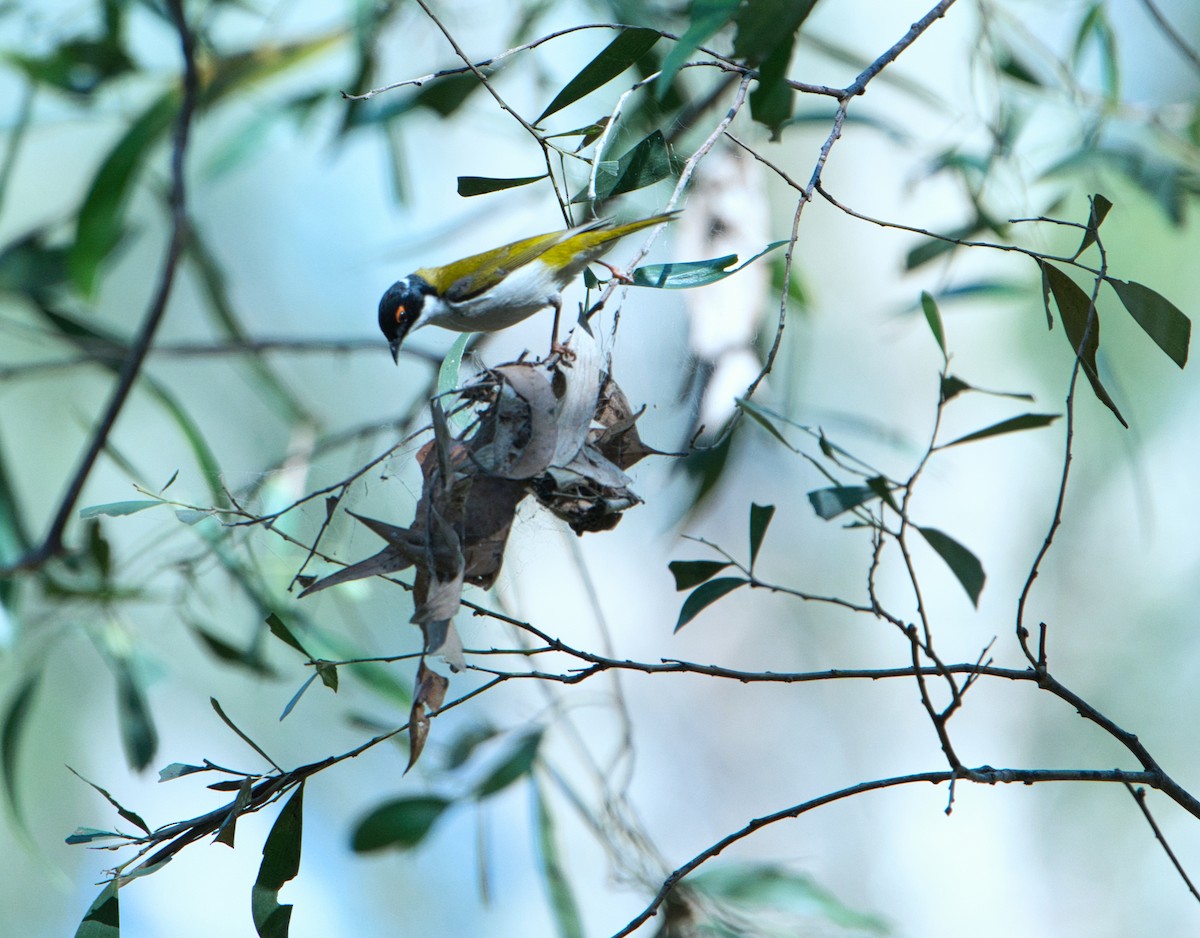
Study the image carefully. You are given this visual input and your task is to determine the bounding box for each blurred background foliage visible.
[1,0,1200,936]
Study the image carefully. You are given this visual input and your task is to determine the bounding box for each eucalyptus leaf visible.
[251,785,305,938]
[351,795,451,852]
[73,880,119,938]
[536,28,659,124]
[917,526,985,607]
[1106,278,1190,368]
[457,174,547,197]
[78,500,162,519]
[669,560,734,590]
[807,485,878,520]
[940,413,1060,448]
[675,577,747,632]
[749,503,775,568]
[1038,261,1127,427]
[475,730,543,798]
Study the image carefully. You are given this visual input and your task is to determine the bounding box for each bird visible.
[377,212,678,361]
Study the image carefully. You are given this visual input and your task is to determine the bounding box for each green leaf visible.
[749,503,775,568]
[437,332,474,429]
[191,623,274,677]
[905,218,992,270]
[158,762,209,782]
[444,724,499,770]
[1106,278,1190,368]
[940,413,1061,448]
[920,291,946,357]
[115,662,157,772]
[66,766,150,834]
[633,240,788,289]
[279,675,317,722]
[1038,261,1127,428]
[669,560,733,590]
[690,863,888,933]
[581,130,681,203]
[1072,2,1119,101]
[1074,193,1113,258]
[78,500,162,519]
[656,0,741,97]
[995,50,1042,86]
[675,577,748,632]
[266,612,311,658]
[475,730,543,799]
[350,795,452,852]
[533,780,583,938]
[456,174,547,197]
[65,827,126,845]
[74,880,119,938]
[315,661,339,692]
[940,375,1034,404]
[71,91,179,294]
[536,28,660,124]
[732,0,819,65]
[1,672,39,836]
[252,785,305,938]
[748,36,795,140]
[807,485,878,520]
[735,396,798,451]
[917,526,985,607]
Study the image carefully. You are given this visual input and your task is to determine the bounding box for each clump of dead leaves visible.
[301,328,658,767]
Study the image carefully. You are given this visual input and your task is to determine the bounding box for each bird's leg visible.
[548,296,575,362]
[596,260,634,284]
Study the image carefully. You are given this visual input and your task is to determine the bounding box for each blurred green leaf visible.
[115,661,157,772]
[351,795,452,852]
[74,880,119,938]
[1072,2,1119,101]
[1,671,41,824]
[690,863,888,933]
[1038,261,1127,427]
[735,397,798,451]
[917,526,985,607]
[536,27,659,124]
[669,560,734,590]
[676,577,747,631]
[732,0,819,65]
[0,230,70,300]
[444,724,499,770]
[71,91,178,294]
[190,622,275,677]
[807,485,877,520]
[533,780,583,938]
[266,612,311,658]
[656,0,741,97]
[252,784,304,938]
[457,174,547,197]
[475,730,543,798]
[995,50,1041,86]
[749,503,775,568]
[7,37,134,97]
[905,217,996,270]
[920,291,946,357]
[79,500,162,519]
[940,413,1060,449]
[1106,278,1190,368]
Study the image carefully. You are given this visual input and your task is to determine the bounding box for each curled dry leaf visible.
[406,659,450,773]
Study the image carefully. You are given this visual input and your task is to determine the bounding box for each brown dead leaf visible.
[406,660,449,773]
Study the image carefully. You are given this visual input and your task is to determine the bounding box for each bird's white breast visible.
[424,259,563,332]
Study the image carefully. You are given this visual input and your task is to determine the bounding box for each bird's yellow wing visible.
[416,219,608,302]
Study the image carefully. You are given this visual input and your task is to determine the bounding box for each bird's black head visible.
[377,276,432,363]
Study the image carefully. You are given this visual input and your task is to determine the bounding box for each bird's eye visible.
[394,304,406,323]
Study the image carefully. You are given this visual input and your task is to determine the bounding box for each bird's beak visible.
[389,339,401,364]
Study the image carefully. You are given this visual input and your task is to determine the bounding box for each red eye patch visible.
[394,305,406,323]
